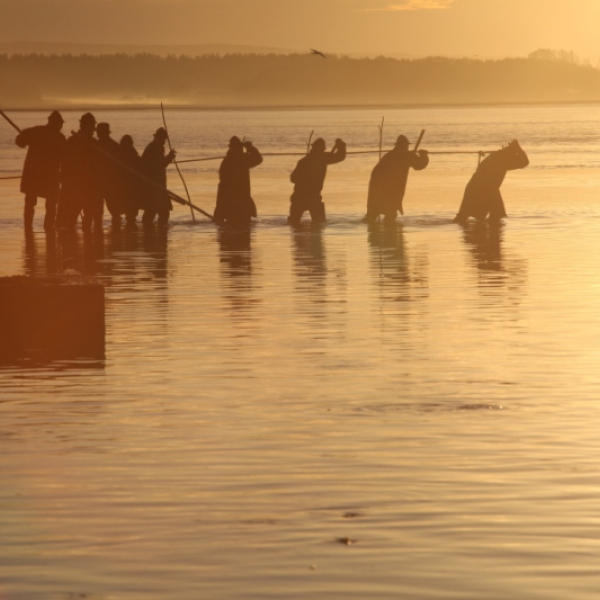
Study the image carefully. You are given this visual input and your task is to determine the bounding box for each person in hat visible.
[287,137,346,226]
[141,127,176,226]
[214,136,263,228]
[96,122,123,226]
[454,140,529,223]
[363,134,429,224]
[56,112,103,232]
[15,110,66,230]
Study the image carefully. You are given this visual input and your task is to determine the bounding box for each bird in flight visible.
[310,48,327,59]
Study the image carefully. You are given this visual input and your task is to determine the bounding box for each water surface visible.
[1,105,600,599]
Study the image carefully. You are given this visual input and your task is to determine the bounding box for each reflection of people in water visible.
[460,221,503,272]
[367,222,411,286]
[292,223,327,278]
[367,222,429,305]
[214,137,262,229]
[454,140,529,223]
[288,137,346,226]
[15,110,66,231]
[363,135,429,224]
[218,229,252,276]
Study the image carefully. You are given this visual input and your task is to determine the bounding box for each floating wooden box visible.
[0,276,105,362]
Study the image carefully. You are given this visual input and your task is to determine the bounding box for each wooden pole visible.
[413,129,425,152]
[161,102,195,223]
[306,130,314,155]
[73,131,227,228]
[0,109,22,134]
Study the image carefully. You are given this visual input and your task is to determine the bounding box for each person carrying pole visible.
[142,127,176,226]
[287,137,346,226]
[14,110,66,231]
[214,136,262,229]
[363,132,429,224]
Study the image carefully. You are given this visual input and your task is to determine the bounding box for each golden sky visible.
[2,0,600,59]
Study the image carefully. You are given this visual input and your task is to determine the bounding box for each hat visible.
[48,110,64,124]
[80,112,96,126]
[97,122,111,135]
[120,134,134,147]
[311,137,326,151]
[154,127,168,139]
[395,135,409,149]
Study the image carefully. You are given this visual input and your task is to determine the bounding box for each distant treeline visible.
[2,52,600,108]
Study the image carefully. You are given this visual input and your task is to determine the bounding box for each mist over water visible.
[2,105,600,599]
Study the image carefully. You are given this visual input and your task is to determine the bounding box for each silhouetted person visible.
[454,140,529,223]
[288,137,346,226]
[214,137,262,229]
[119,135,147,227]
[142,127,175,226]
[96,122,122,226]
[56,112,103,233]
[15,110,66,230]
[363,135,429,224]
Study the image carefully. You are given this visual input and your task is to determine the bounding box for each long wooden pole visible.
[161,102,195,223]
[71,130,228,228]
[306,130,314,155]
[0,109,22,134]
[414,129,425,152]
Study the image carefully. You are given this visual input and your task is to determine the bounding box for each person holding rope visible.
[288,137,346,226]
[214,137,263,229]
[15,110,66,231]
[454,139,529,223]
[363,134,429,224]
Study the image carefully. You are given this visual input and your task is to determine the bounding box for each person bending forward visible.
[454,140,529,223]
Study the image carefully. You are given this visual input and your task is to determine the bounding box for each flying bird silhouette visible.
[310,48,327,59]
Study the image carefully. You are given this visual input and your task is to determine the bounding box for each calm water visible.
[2,105,600,599]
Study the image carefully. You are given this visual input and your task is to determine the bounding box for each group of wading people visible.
[15,110,530,231]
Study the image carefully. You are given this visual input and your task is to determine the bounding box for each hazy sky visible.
[2,0,600,59]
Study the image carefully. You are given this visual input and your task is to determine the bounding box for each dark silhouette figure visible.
[15,110,66,231]
[56,112,103,233]
[119,135,147,227]
[96,122,123,226]
[214,137,263,229]
[142,127,175,226]
[454,140,529,223]
[288,137,346,226]
[363,135,429,224]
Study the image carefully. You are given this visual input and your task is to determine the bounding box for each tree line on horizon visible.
[1,51,600,108]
